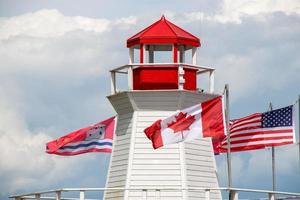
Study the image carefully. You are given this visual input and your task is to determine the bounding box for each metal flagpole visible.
[225,84,232,189]
[269,103,276,192]
[298,95,300,174]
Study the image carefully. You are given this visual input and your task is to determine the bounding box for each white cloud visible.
[0,9,135,76]
[182,0,300,24]
[214,55,259,101]
[0,83,96,195]
[0,9,109,40]
[176,8,300,103]
[215,0,300,23]
[0,9,134,195]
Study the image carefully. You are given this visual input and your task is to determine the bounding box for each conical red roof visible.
[127,16,200,47]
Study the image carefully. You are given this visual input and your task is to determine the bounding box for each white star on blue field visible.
[0,0,299,199]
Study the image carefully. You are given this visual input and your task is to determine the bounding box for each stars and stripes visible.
[214,105,295,153]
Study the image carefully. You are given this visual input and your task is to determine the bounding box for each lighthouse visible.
[104,16,221,200]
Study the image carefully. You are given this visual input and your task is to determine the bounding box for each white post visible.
[142,44,146,63]
[298,95,300,174]
[129,47,134,64]
[268,193,275,200]
[55,191,61,200]
[192,47,197,65]
[205,189,210,200]
[272,146,276,191]
[142,189,147,200]
[179,45,185,63]
[269,103,276,194]
[155,189,161,200]
[149,45,154,63]
[209,70,215,93]
[178,65,185,90]
[110,72,116,95]
[128,66,133,90]
[79,191,85,200]
[229,190,238,200]
[35,194,40,200]
[225,84,232,189]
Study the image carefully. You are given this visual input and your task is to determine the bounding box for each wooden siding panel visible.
[108,93,134,115]
[104,114,132,200]
[128,110,183,199]
[185,139,221,199]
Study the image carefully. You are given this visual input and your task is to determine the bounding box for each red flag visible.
[46,116,116,156]
[144,96,226,149]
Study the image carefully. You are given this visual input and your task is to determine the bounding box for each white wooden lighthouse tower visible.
[104,16,221,200]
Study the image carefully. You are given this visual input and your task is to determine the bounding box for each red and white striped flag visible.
[214,105,295,153]
[144,96,226,149]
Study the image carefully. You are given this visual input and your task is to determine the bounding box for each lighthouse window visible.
[184,48,193,64]
[149,44,173,63]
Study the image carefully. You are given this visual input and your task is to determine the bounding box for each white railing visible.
[10,187,300,200]
[110,63,215,95]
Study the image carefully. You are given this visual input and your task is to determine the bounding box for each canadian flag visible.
[144,96,226,149]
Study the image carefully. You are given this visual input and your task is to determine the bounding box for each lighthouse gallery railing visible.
[10,187,300,200]
[109,63,215,95]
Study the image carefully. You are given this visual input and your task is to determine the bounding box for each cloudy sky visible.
[0,0,299,199]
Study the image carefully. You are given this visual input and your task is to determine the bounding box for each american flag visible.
[214,105,295,153]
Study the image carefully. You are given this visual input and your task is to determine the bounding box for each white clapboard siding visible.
[107,92,134,115]
[127,110,184,199]
[185,139,221,200]
[105,91,221,200]
[104,113,133,200]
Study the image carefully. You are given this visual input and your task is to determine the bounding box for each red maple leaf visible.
[167,112,196,133]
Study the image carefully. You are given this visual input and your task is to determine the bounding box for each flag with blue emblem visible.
[46,116,115,156]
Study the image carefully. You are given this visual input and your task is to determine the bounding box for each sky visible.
[0,0,300,199]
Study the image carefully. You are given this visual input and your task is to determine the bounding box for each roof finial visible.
[161,15,165,20]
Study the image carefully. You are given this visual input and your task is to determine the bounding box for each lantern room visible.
[110,16,215,94]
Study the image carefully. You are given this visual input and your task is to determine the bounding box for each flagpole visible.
[298,95,300,174]
[225,84,232,189]
[269,103,276,192]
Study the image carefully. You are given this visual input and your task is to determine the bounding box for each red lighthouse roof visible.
[127,16,200,47]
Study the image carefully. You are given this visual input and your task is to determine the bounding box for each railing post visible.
[142,189,147,200]
[192,47,197,65]
[178,65,185,90]
[179,45,185,63]
[128,66,133,91]
[55,191,61,200]
[229,190,238,200]
[35,194,40,200]
[110,71,116,95]
[155,189,161,200]
[268,193,275,200]
[209,70,215,93]
[129,47,134,64]
[205,189,210,200]
[149,45,154,63]
[79,191,85,200]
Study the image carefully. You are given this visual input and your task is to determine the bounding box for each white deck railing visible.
[10,187,300,200]
[110,63,215,95]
